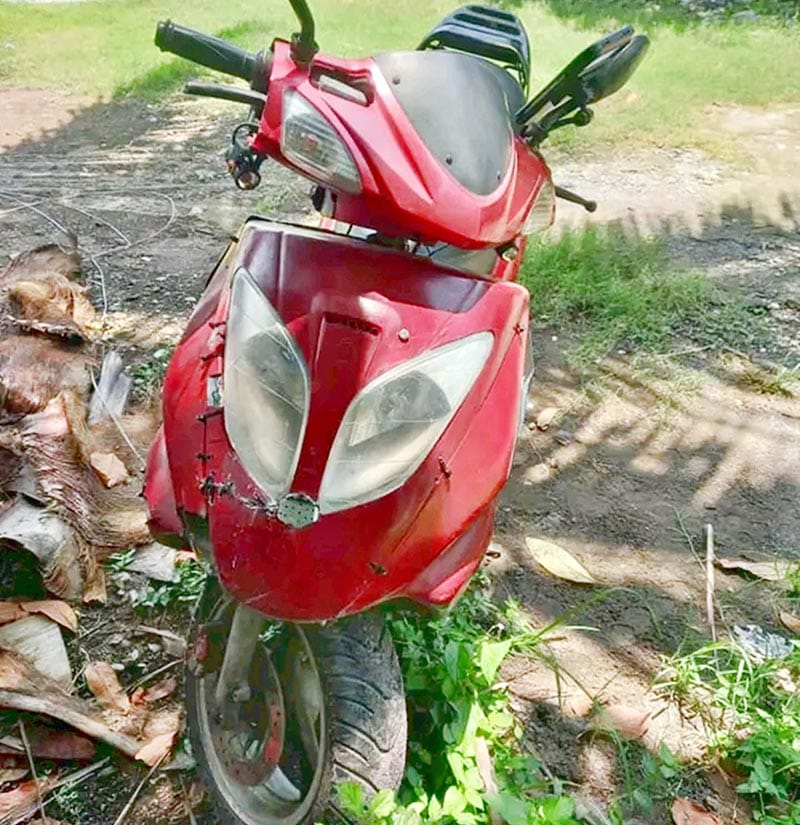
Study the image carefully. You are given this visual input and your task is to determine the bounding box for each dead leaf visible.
[0,615,72,687]
[0,649,149,763]
[714,557,791,582]
[130,687,148,707]
[474,736,497,794]
[525,538,596,584]
[0,777,57,824]
[89,452,128,488]
[24,726,96,762]
[671,797,720,825]
[535,407,559,430]
[779,611,800,634]
[142,676,177,704]
[0,607,25,627]
[0,768,28,784]
[594,703,651,740]
[134,731,177,767]
[84,662,130,713]
[23,602,77,633]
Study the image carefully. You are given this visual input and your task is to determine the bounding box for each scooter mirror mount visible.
[288,0,318,65]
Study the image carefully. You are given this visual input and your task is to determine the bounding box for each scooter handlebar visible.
[155,20,256,84]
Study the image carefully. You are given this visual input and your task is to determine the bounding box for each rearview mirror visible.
[579,35,650,104]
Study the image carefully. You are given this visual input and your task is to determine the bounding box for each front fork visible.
[214,603,264,709]
[191,599,293,792]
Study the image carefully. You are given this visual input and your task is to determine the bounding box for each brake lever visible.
[555,185,597,213]
[184,82,266,112]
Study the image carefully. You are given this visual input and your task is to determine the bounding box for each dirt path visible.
[1,92,799,823]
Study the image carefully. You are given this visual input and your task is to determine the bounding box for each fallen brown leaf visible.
[0,606,25,626]
[141,676,178,705]
[525,538,596,584]
[715,557,790,582]
[84,662,130,714]
[594,703,651,740]
[0,649,151,764]
[89,452,128,488]
[24,727,96,762]
[0,602,77,633]
[21,602,77,633]
[129,687,147,707]
[671,797,720,825]
[0,777,57,825]
[134,731,177,767]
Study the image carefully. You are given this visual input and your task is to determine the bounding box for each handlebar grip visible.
[155,20,256,83]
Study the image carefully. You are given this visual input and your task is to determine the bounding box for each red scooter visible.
[145,3,648,822]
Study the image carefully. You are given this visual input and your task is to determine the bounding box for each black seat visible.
[374,50,523,197]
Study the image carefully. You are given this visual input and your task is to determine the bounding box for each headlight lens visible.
[281,90,362,194]
[223,268,309,500]
[318,332,493,514]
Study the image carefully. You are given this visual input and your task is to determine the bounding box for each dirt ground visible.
[0,89,799,824]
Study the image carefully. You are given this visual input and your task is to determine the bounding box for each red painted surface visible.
[145,35,548,620]
[251,41,550,249]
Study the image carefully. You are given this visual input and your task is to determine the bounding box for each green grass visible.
[1,1,798,152]
[659,641,800,825]
[519,226,758,369]
[334,580,588,825]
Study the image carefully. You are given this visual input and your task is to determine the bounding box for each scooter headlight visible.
[281,90,362,194]
[223,268,309,500]
[318,332,493,514]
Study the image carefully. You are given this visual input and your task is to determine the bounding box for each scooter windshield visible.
[373,50,523,197]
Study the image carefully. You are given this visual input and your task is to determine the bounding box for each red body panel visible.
[251,41,548,248]
[146,30,551,621]
[146,221,529,620]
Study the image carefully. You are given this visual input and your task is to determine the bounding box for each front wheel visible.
[186,586,407,825]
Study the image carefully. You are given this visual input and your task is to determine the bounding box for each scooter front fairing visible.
[146,219,529,622]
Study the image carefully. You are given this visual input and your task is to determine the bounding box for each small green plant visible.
[336,580,584,825]
[105,547,137,574]
[131,347,174,402]
[658,640,800,825]
[133,558,208,611]
[604,738,690,822]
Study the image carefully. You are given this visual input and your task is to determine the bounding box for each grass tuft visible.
[520,226,757,368]
[658,640,800,825]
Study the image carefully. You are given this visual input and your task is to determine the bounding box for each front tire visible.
[186,586,407,825]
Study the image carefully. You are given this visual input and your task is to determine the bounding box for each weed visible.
[132,559,208,612]
[131,347,173,402]
[737,363,799,398]
[521,226,760,370]
[104,547,137,574]
[658,641,800,825]
[337,579,584,824]
[604,738,694,822]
